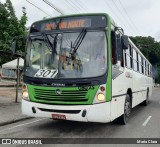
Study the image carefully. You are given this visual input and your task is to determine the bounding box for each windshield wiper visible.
[42,32,59,55]
[41,32,52,51]
[70,29,87,55]
[52,34,58,55]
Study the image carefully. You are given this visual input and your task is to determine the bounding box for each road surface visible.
[0,88,160,146]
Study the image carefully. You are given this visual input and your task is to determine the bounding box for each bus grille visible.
[33,88,88,102]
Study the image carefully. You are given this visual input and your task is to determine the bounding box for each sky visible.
[1,0,160,41]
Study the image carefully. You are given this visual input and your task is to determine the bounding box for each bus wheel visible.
[142,90,149,106]
[117,94,131,125]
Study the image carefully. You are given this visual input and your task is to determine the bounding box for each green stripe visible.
[106,15,112,102]
[28,84,99,105]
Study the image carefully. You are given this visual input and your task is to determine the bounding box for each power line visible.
[79,0,91,12]
[71,0,86,12]
[42,0,64,15]
[118,0,140,35]
[76,0,89,12]
[65,0,88,13]
[65,0,81,13]
[26,0,51,17]
[63,0,77,13]
[104,0,129,32]
[71,0,83,12]
[111,0,139,35]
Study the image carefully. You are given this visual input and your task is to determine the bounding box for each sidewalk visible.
[0,102,32,126]
[0,86,32,126]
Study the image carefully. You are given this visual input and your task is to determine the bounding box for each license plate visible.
[52,114,66,120]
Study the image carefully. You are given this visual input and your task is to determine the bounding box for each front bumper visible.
[22,99,111,123]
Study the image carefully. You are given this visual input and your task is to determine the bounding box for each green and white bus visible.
[20,13,153,124]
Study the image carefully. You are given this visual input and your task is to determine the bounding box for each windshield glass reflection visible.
[25,31,107,79]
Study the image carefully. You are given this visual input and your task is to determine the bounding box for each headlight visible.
[22,84,30,101]
[97,93,105,101]
[93,84,106,104]
[23,91,28,98]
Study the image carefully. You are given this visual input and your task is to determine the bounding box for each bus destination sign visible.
[43,18,91,30]
[30,15,107,33]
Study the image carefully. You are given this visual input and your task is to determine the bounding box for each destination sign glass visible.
[30,15,107,33]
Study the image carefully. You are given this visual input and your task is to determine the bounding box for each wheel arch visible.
[127,88,132,107]
[147,87,149,94]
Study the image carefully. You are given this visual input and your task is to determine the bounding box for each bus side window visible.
[125,44,132,69]
[141,57,144,74]
[111,31,124,67]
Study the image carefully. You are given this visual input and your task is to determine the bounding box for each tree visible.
[130,36,160,65]
[19,7,27,36]
[0,0,27,65]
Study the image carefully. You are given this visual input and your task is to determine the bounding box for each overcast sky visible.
[1,0,160,40]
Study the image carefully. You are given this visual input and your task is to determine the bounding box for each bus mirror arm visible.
[10,35,27,57]
[122,35,129,49]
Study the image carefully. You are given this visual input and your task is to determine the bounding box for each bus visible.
[17,13,153,124]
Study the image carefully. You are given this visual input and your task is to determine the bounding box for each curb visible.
[0,84,22,87]
[0,85,16,87]
[0,117,34,127]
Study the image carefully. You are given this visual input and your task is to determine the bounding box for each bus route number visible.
[34,69,58,78]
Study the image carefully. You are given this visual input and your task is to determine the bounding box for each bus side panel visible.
[132,71,146,107]
[132,70,153,108]
[110,96,125,121]
[112,71,131,119]
[106,16,112,102]
[149,77,153,97]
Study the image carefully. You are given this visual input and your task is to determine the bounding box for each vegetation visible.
[0,0,27,65]
[0,1,160,82]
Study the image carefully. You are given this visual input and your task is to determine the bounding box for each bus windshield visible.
[24,31,107,79]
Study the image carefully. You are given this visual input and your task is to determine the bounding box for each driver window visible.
[30,41,42,69]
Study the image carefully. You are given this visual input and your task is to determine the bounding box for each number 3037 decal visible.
[34,69,58,78]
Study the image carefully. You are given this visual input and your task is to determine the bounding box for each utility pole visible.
[15,57,20,103]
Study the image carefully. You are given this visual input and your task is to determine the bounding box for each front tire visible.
[117,94,131,125]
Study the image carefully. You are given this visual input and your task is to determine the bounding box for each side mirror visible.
[122,35,129,49]
[11,40,16,55]
[10,35,26,57]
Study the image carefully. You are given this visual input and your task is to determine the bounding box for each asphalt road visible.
[0,88,160,146]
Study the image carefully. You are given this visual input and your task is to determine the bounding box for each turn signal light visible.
[100,86,105,92]
[23,85,27,91]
